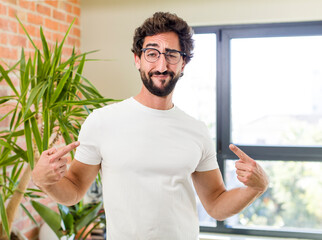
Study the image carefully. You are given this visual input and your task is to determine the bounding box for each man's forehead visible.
[143,32,180,49]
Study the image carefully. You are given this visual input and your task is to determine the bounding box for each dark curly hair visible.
[131,12,194,64]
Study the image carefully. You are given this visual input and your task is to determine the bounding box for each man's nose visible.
[155,53,168,72]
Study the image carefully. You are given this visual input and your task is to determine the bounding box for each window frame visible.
[193,21,322,240]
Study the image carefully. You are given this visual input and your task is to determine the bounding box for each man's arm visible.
[31,142,100,206]
[192,144,269,221]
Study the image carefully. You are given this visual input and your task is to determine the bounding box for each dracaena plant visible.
[0,18,116,239]
[31,200,105,240]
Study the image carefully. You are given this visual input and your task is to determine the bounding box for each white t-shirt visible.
[75,97,218,240]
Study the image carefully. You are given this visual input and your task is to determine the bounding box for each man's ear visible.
[134,54,141,70]
[180,61,186,73]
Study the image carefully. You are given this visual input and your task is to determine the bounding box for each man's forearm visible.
[36,176,81,206]
[209,186,264,221]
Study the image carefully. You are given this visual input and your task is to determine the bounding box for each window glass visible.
[225,160,322,232]
[173,33,217,226]
[174,33,216,139]
[231,36,322,146]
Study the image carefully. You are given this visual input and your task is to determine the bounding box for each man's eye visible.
[167,52,179,58]
[147,53,157,57]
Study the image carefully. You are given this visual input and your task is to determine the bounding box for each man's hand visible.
[229,144,269,193]
[32,141,80,188]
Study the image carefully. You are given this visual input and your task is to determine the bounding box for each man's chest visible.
[99,121,203,176]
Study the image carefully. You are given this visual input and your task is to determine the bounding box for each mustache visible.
[148,71,174,78]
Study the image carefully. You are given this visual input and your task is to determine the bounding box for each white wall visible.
[81,0,322,99]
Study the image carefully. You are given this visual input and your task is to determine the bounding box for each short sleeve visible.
[195,123,219,172]
[75,110,102,165]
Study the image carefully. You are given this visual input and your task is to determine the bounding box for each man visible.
[32,12,269,240]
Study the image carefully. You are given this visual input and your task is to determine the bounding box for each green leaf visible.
[16,16,38,51]
[20,203,39,226]
[0,130,24,138]
[20,48,26,89]
[24,82,45,118]
[58,204,75,234]
[51,68,72,104]
[11,162,24,183]
[0,65,19,96]
[40,27,50,60]
[58,18,75,56]
[42,109,49,151]
[73,55,85,86]
[51,98,116,108]
[30,116,42,154]
[0,194,10,239]
[75,202,102,232]
[31,200,63,238]
[24,120,34,168]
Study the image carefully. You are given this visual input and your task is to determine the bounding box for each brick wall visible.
[0,0,81,239]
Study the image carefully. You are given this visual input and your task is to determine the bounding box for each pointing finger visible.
[229,144,252,162]
[51,141,80,162]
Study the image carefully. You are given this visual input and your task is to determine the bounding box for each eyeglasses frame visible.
[141,47,186,65]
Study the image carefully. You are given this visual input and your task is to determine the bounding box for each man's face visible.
[135,32,186,97]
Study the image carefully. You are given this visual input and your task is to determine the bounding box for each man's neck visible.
[134,87,174,110]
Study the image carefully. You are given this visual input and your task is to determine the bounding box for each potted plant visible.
[0,18,115,239]
[32,199,105,240]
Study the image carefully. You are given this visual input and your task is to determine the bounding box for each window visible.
[175,22,322,239]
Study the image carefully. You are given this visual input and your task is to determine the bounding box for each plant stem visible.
[0,150,40,240]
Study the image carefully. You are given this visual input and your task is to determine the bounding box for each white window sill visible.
[199,232,309,240]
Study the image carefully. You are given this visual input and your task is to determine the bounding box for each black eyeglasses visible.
[141,48,186,65]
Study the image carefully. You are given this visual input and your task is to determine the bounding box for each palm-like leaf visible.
[0,17,116,238]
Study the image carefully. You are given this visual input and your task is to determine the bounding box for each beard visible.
[139,69,181,97]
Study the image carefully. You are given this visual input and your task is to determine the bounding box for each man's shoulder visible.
[92,98,133,115]
[175,107,206,128]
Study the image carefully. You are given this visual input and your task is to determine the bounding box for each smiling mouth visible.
[149,71,173,79]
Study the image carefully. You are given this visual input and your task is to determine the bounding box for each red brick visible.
[68,0,80,4]
[0,116,9,129]
[53,9,65,21]
[0,46,18,60]
[0,17,9,31]
[72,6,80,16]
[0,18,17,33]
[52,32,64,42]
[16,10,27,22]
[9,34,27,47]
[59,23,69,33]
[36,4,51,16]
[8,19,17,32]
[0,88,8,98]
[0,32,8,44]
[0,102,16,114]
[0,3,7,15]
[8,6,16,18]
[67,14,79,25]
[27,13,43,25]
[19,24,38,37]
[45,0,58,8]
[45,18,59,31]
[19,0,36,11]
[62,47,74,56]
[67,36,80,47]
[72,27,80,37]
[1,0,16,5]
[42,29,52,41]
[64,2,73,13]
[24,226,39,240]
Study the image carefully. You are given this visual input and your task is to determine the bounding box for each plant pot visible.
[75,224,94,240]
[39,223,74,240]
[39,223,59,240]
